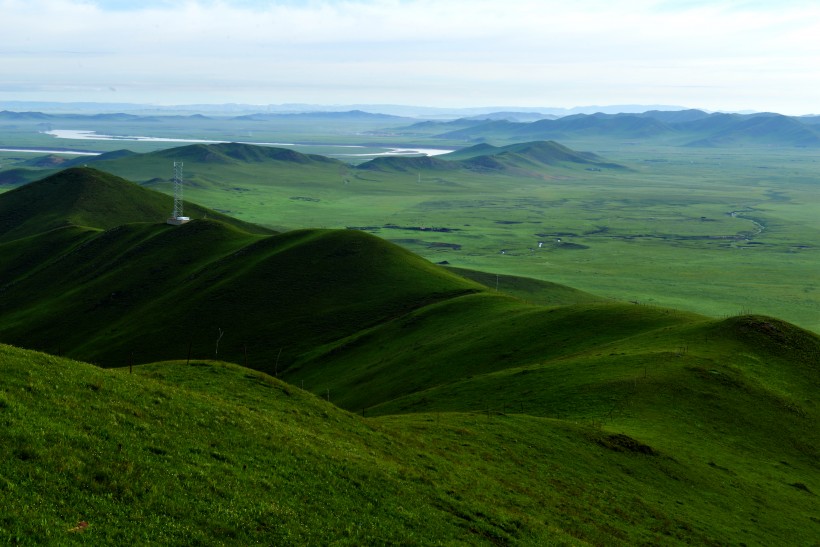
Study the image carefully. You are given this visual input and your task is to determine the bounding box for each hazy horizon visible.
[2,0,819,116]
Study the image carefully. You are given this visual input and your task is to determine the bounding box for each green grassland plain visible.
[1,116,818,333]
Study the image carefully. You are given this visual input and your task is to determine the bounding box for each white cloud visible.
[1,0,819,112]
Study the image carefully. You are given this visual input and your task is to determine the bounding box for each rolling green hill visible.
[0,168,486,368]
[0,167,271,243]
[0,222,483,369]
[355,155,458,173]
[146,142,343,166]
[1,165,819,544]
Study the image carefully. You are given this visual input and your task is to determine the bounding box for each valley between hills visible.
[0,115,819,544]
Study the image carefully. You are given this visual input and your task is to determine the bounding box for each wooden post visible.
[129,351,133,374]
[186,341,192,365]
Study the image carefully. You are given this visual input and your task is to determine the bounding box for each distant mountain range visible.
[395,110,820,147]
[0,101,696,118]
[4,106,820,148]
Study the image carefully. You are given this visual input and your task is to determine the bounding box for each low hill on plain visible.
[358,140,625,175]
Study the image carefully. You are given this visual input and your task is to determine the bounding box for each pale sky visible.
[1,0,819,114]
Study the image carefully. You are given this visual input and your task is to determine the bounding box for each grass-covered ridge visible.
[2,344,817,545]
[0,167,270,243]
[0,221,485,368]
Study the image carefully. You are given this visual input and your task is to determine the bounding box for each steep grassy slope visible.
[0,167,270,243]
[2,345,817,545]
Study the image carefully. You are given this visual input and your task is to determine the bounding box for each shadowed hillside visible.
[0,167,271,243]
[147,142,344,165]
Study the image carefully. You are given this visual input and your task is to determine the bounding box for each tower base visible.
[166,216,191,226]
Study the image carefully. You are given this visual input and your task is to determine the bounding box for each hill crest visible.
[0,167,270,243]
[358,140,624,174]
[147,142,342,166]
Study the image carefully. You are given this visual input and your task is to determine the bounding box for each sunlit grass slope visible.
[2,345,817,545]
[287,297,698,410]
[445,265,601,306]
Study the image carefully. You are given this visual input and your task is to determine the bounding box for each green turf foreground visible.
[1,345,818,545]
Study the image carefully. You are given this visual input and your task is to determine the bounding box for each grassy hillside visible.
[0,167,270,243]
[2,345,817,545]
[0,214,485,370]
[445,265,601,306]
[285,298,701,409]
[147,142,344,166]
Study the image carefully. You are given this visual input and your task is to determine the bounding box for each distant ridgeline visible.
[0,139,625,189]
[397,109,820,147]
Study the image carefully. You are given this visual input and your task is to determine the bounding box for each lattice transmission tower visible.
[167,161,190,225]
